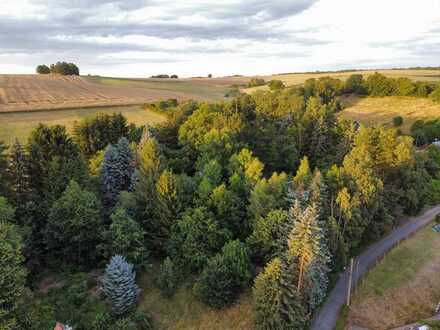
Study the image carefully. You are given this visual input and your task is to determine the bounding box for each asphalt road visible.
[310,205,440,330]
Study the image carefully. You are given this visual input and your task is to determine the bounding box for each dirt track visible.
[0,74,200,112]
[310,205,440,330]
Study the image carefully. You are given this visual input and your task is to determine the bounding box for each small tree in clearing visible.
[102,255,140,315]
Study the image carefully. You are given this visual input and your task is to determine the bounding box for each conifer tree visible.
[0,220,26,330]
[6,140,30,206]
[286,203,330,311]
[102,255,140,315]
[101,137,134,207]
[253,257,306,329]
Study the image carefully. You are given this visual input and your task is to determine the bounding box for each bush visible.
[156,257,179,297]
[393,116,403,127]
[195,240,252,308]
[248,78,266,88]
[344,74,366,94]
[102,255,140,315]
[36,64,50,74]
[430,85,440,103]
[268,80,285,91]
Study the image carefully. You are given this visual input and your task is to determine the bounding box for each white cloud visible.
[0,0,439,76]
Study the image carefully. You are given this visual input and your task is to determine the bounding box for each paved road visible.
[310,205,440,330]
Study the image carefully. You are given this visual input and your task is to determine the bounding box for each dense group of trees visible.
[150,74,178,79]
[1,77,440,328]
[36,62,80,75]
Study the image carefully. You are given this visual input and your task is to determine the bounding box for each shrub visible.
[195,240,252,308]
[430,85,440,103]
[156,257,179,297]
[268,80,285,91]
[102,255,140,315]
[393,116,403,127]
[344,74,367,94]
[36,64,50,74]
[248,78,266,88]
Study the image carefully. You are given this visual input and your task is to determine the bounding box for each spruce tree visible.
[6,140,30,206]
[286,203,330,311]
[102,255,140,315]
[101,137,134,208]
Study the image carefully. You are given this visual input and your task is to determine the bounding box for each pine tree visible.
[101,137,134,208]
[157,257,179,297]
[6,140,30,206]
[102,255,140,315]
[0,221,26,330]
[0,141,8,197]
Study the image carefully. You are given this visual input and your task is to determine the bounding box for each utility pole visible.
[346,258,354,306]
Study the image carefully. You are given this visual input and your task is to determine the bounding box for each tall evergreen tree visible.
[6,140,30,207]
[101,137,134,208]
[102,255,140,315]
[286,202,330,311]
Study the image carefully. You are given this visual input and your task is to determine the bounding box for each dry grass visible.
[243,69,440,93]
[0,74,249,113]
[138,269,253,330]
[0,105,165,146]
[338,95,440,133]
[347,225,440,330]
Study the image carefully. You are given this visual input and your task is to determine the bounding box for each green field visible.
[340,224,440,329]
[0,105,165,146]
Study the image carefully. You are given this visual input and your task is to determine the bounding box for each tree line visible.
[1,82,440,328]
[36,62,80,75]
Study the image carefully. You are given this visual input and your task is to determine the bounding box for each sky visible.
[1,0,440,77]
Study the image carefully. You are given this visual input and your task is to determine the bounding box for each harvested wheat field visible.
[0,74,247,112]
[345,225,440,330]
[338,95,440,133]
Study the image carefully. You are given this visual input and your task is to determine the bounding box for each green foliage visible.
[247,209,288,264]
[49,61,80,75]
[248,78,266,88]
[46,180,103,265]
[5,140,30,208]
[393,115,403,127]
[0,220,26,330]
[156,257,180,297]
[101,207,149,267]
[74,113,129,157]
[344,74,367,94]
[366,72,395,96]
[101,137,134,207]
[103,255,140,315]
[168,207,231,273]
[36,64,50,74]
[430,85,440,103]
[253,257,306,329]
[268,80,285,91]
[195,240,252,308]
[0,196,15,223]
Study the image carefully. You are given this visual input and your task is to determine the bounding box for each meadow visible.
[338,95,440,133]
[340,224,440,329]
[0,105,165,146]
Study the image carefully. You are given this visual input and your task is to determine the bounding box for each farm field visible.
[244,68,440,93]
[338,95,440,133]
[341,224,440,329]
[0,105,165,146]
[0,74,248,113]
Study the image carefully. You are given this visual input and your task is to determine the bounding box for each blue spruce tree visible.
[101,137,133,207]
[102,255,140,315]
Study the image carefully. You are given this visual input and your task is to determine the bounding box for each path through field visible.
[310,205,440,330]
